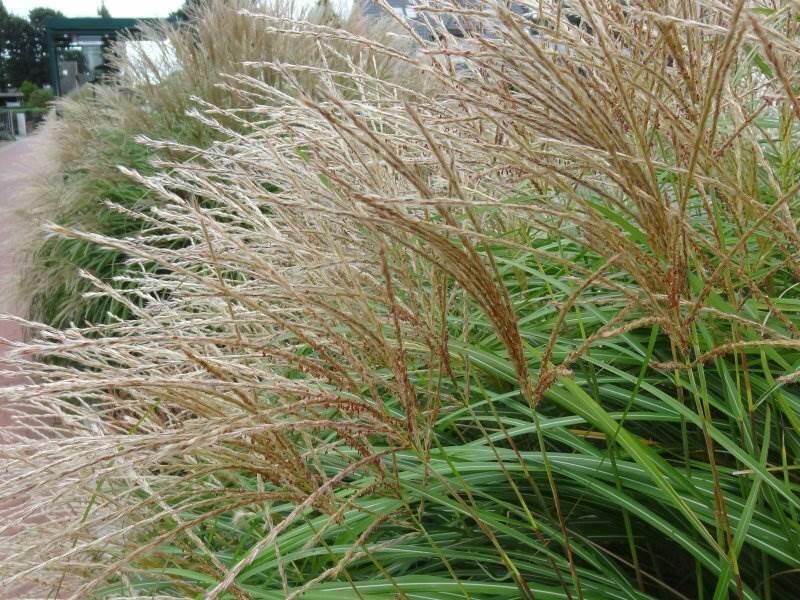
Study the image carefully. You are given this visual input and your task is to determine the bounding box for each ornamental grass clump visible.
[2,1,800,598]
[22,0,407,328]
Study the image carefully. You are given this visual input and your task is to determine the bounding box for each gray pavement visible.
[0,133,54,420]
[0,132,57,597]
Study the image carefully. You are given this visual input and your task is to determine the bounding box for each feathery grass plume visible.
[20,0,411,329]
[3,1,800,598]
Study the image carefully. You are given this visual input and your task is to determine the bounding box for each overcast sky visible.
[4,0,340,19]
[4,0,185,18]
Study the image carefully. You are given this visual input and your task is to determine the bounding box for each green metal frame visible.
[0,107,49,113]
[44,17,159,96]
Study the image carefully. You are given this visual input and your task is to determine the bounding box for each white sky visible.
[4,0,344,19]
[4,0,185,18]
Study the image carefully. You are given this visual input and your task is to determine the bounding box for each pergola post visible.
[46,27,60,96]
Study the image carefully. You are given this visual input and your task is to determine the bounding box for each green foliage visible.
[27,86,53,108]
[0,6,63,88]
[100,224,800,599]
[0,14,37,88]
[28,6,62,28]
[19,79,37,102]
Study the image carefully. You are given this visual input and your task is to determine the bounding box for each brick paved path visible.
[0,133,54,415]
[0,133,56,599]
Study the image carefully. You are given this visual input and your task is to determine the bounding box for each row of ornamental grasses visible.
[3,1,800,598]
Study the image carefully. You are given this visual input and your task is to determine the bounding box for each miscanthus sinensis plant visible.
[22,0,406,329]
[3,1,800,598]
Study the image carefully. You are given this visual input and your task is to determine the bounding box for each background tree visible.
[169,0,208,21]
[28,6,62,28]
[0,1,7,88]
[0,15,37,88]
[28,7,64,86]
[0,6,64,89]
[19,78,37,101]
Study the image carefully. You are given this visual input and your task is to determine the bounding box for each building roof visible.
[43,16,156,34]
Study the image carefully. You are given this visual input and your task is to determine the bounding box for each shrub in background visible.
[19,79,53,109]
[3,1,800,599]
[13,79,53,129]
[26,86,53,109]
[19,79,37,103]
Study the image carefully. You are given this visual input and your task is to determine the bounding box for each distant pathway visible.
[0,134,53,416]
[0,133,55,598]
